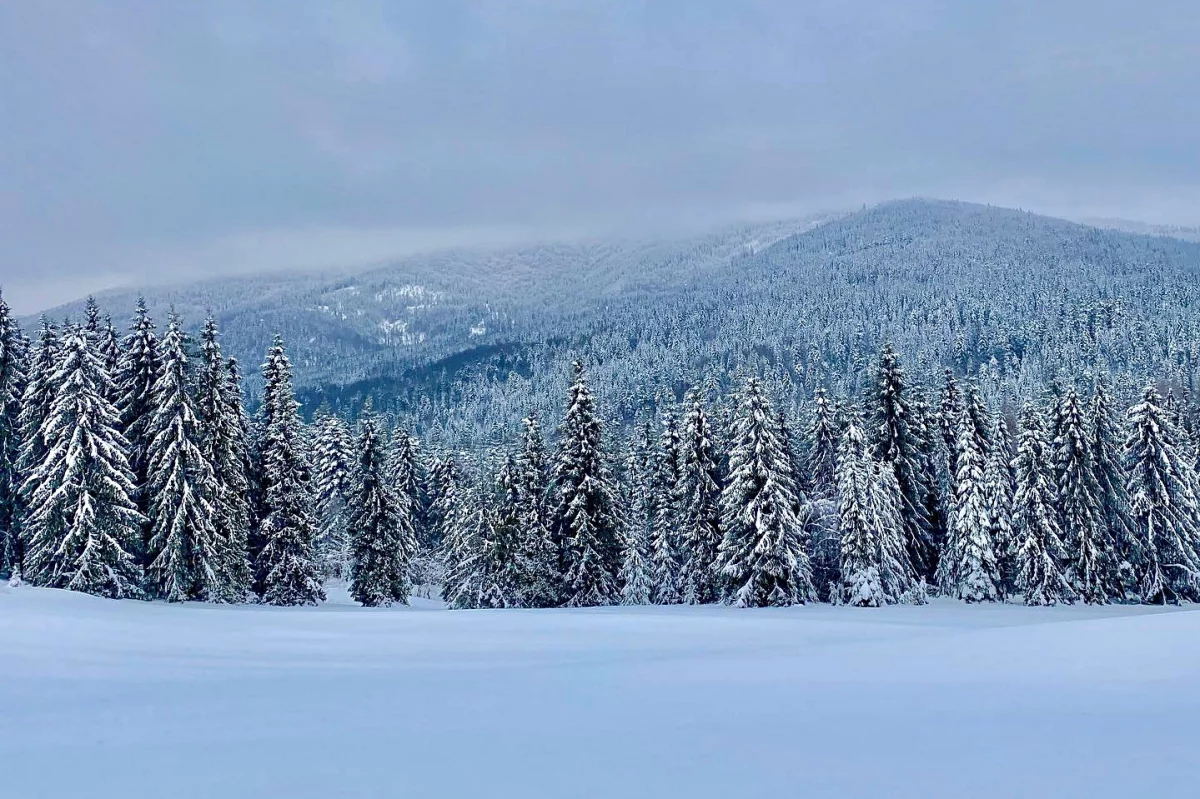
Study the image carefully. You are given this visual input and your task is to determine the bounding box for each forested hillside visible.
[40,199,1200,454]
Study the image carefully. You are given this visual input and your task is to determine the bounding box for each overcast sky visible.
[2,1,1199,313]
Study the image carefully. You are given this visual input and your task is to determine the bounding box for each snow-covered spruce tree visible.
[1089,376,1139,599]
[649,409,683,604]
[0,294,26,577]
[310,407,355,579]
[194,318,252,602]
[427,455,461,550]
[717,378,815,607]
[867,343,938,582]
[984,414,1018,594]
[805,387,840,501]
[442,478,504,609]
[21,327,143,597]
[116,297,160,563]
[678,390,723,604]
[836,414,886,606]
[619,421,656,606]
[98,315,121,405]
[15,318,64,577]
[1123,384,1200,603]
[348,402,414,606]
[804,387,843,598]
[1054,387,1115,604]
[254,335,324,606]
[490,453,529,606]
[511,414,559,607]
[144,313,224,602]
[82,296,103,345]
[1011,403,1073,606]
[389,425,428,548]
[553,361,620,606]
[940,400,1002,602]
[938,369,963,488]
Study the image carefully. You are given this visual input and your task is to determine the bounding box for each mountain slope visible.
[35,199,1200,449]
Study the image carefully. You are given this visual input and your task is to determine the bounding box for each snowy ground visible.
[2,583,1198,799]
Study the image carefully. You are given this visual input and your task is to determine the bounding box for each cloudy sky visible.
[2,1,1198,313]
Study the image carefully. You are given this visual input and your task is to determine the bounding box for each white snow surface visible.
[2,582,1198,798]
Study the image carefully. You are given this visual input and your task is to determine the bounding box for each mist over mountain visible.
[35,198,1200,449]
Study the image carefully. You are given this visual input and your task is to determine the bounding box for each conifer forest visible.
[5,220,1200,612]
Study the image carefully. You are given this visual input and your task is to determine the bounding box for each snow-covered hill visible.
[31,199,1200,449]
[2,584,1197,798]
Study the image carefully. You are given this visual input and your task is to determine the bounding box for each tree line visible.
[1,295,1198,609]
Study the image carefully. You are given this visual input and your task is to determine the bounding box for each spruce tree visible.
[717,378,815,606]
[311,408,355,579]
[678,390,723,604]
[195,318,252,601]
[867,343,937,581]
[254,335,324,606]
[620,421,656,606]
[442,478,500,609]
[941,401,1002,602]
[15,318,62,576]
[347,402,413,606]
[22,327,142,597]
[805,387,839,501]
[553,361,620,606]
[116,297,160,564]
[836,415,886,606]
[938,369,963,484]
[1090,377,1139,599]
[984,414,1017,593]
[98,315,121,404]
[649,409,683,604]
[144,313,224,602]
[1012,404,1073,605]
[0,295,26,577]
[1123,384,1200,603]
[511,415,559,607]
[1054,387,1115,604]
[389,425,428,548]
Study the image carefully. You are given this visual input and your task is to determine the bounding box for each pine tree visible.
[511,415,559,607]
[117,297,160,564]
[941,401,1002,602]
[1012,403,1073,605]
[553,361,620,606]
[984,414,1017,593]
[254,335,324,606]
[22,327,143,597]
[0,294,26,577]
[717,378,815,606]
[195,318,252,602]
[1054,387,1115,603]
[678,390,723,604]
[311,408,355,579]
[649,409,683,604]
[867,343,938,581]
[347,402,413,606]
[144,313,224,602]
[1123,384,1200,603]
[1090,376,1139,599]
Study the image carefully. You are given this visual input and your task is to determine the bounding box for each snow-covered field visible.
[2,584,1198,799]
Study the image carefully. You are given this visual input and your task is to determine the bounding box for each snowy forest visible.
[3,281,1200,611]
